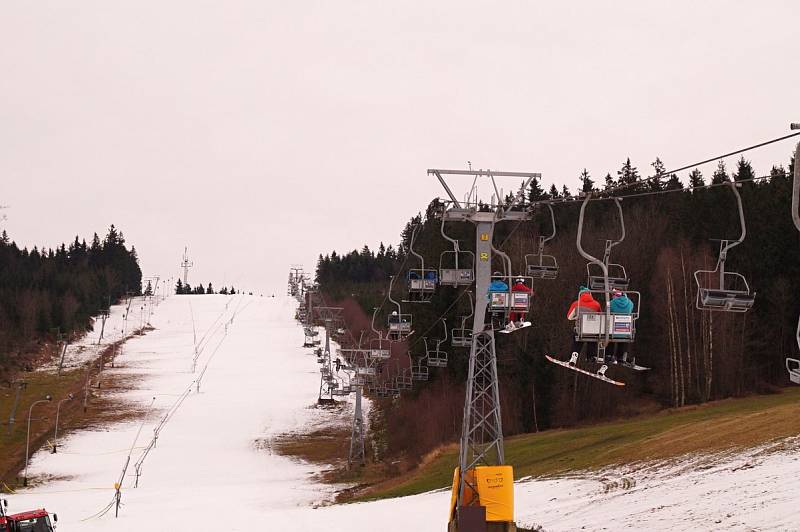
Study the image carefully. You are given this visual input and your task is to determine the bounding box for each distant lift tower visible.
[181,247,194,286]
[289,265,305,296]
[430,168,538,532]
[315,306,343,405]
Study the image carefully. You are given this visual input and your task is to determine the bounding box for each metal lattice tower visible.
[339,345,372,468]
[315,306,343,404]
[430,168,537,521]
[348,385,366,467]
[180,247,194,286]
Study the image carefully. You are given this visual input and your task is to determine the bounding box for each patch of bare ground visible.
[0,327,153,491]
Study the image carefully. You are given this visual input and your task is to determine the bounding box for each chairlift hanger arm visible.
[440,216,459,251]
[533,203,557,256]
[718,181,747,260]
[576,194,613,344]
[792,137,800,232]
[408,224,426,269]
[611,198,626,249]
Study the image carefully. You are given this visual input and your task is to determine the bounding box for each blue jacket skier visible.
[609,290,634,314]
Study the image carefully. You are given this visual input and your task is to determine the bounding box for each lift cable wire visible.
[567,130,800,201]
[533,172,776,209]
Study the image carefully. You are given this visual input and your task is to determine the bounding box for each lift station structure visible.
[430,168,538,532]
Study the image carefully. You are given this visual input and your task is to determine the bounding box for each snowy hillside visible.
[9,294,800,531]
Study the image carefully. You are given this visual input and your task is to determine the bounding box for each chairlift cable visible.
[605,130,800,196]
[533,173,774,208]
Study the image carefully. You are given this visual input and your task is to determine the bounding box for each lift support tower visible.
[430,168,538,532]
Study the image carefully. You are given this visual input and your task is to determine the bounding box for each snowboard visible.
[545,355,626,386]
[497,321,532,334]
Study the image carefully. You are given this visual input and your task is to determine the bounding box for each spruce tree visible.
[650,158,666,191]
[769,165,787,182]
[688,168,705,188]
[528,178,545,203]
[665,174,683,190]
[579,168,594,193]
[604,172,615,190]
[732,156,755,182]
[207,283,214,294]
[711,160,729,184]
[617,158,641,191]
[175,278,184,295]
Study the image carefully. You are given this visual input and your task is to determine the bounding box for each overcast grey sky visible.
[1,1,798,295]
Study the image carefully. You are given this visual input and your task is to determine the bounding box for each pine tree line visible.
[313,150,799,463]
[0,225,142,368]
[173,279,237,295]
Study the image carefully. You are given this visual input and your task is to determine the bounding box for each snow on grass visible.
[9,294,800,531]
[37,296,153,373]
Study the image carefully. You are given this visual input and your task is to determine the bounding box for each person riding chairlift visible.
[567,286,601,364]
[607,289,633,364]
[507,278,533,331]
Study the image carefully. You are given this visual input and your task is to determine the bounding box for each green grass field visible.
[358,387,800,501]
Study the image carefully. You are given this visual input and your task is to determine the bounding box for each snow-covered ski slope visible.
[10,295,800,531]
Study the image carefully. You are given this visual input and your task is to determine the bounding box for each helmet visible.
[516,278,524,283]
[391,311,398,316]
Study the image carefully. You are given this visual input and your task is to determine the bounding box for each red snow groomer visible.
[0,500,58,532]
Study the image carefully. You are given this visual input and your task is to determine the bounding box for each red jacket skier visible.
[566,287,601,320]
[509,278,533,323]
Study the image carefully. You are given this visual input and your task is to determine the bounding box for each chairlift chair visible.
[395,363,414,390]
[525,203,559,279]
[580,198,630,291]
[587,262,630,291]
[786,358,800,385]
[387,313,413,340]
[489,273,534,324]
[356,366,377,376]
[571,194,642,364]
[451,294,474,348]
[451,322,473,348]
[404,225,438,302]
[387,276,414,340]
[425,320,449,367]
[369,308,393,358]
[425,337,448,368]
[410,360,429,381]
[439,217,475,286]
[784,142,800,381]
[369,337,391,360]
[694,182,756,313]
[573,290,641,345]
